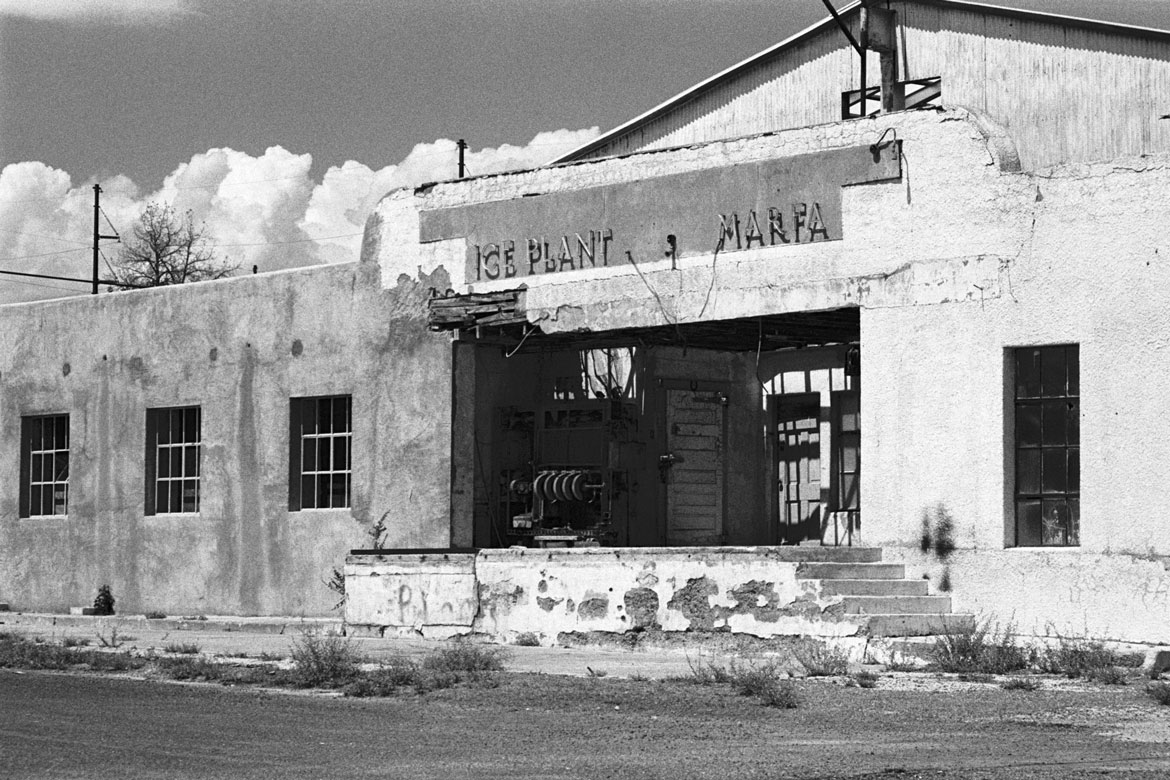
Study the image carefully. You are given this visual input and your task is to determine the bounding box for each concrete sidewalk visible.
[0,611,720,679]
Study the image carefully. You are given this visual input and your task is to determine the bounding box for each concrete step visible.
[796,562,905,580]
[842,595,953,614]
[818,579,929,597]
[865,613,976,637]
[761,546,883,563]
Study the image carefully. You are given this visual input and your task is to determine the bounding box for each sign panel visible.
[418,143,901,283]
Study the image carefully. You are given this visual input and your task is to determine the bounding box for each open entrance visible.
[435,294,860,548]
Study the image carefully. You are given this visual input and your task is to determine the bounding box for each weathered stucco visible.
[0,260,453,616]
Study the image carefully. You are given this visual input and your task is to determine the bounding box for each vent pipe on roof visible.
[822,0,901,115]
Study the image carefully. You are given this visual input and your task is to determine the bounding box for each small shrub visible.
[158,656,222,681]
[931,620,1031,674]
[164,642,201,655]
[325,568,346,611]
[1040,635,1121,679]
[851,670,880,689]
[344,661,419,697]
[95,628,134,648]
[728,661,799,708]
[422,644,507,674]
[885,658,922,672]
[793,639,849,677]
[684,656,733,685]
[93,585,115,616]
[1147,681,1170,705]
[628,673,650,682]
[415,669,461,693]
[144,611,167,620]
[513,632,540,647]
[62,636,91,648]
[1001,676,1041,692]
[288,632,362,688]
[1086,666,1129,686]
[367,512,391,550]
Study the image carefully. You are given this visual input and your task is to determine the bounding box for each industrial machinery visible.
[494,399,636,546]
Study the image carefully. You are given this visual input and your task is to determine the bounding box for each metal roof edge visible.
[549,0,1170,165]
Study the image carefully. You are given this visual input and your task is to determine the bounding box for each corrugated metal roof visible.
[549,0,1170,165]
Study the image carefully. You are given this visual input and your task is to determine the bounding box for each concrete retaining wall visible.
[345,547,866,642]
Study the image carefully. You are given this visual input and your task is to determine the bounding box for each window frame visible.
[288,395,352,511]
[1011,344,1080,547]
[19,413,70,518]
[145,405,202,516]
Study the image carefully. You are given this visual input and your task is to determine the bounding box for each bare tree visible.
[107,202,237,288]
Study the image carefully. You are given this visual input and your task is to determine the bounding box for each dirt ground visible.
[4,667,1170,779]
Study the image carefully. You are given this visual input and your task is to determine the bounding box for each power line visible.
[0,227,90,246]
[0,246,89,263]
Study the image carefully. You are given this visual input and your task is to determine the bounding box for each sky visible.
[2,0,1170,304]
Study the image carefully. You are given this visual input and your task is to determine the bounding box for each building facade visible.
[5,0,1170,643]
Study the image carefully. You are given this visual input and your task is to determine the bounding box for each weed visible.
[1086,666,1129,685]
[422,644,507,674]
[93,585,115,616]
[62,636,91,648]
[586,666,608,678]
[886,659,922,672]
[344,661,419,697]
[288,632,362,688]
[1039,634,1123,679]
[724,661,799,708]
[793,639,849,676]
[325,568,346,611]
[851,670,880,689]
[629,673,650,682]
[95,627,134,648]
[931,620,1031,674]
[164,642,201,655]
[1001,676,1042,692]
[367,512,391,550]
[1147,681,1170,705]
[144,611,167,620]
[684,656,733,685]
[513,632,540,647]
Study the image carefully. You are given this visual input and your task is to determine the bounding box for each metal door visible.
[775,394,822,544]
[663,389,725,545]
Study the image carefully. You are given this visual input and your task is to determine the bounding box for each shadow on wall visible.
[919,502,956,592]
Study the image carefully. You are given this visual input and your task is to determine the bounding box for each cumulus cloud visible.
[0,127,599,304]
[0,0,194,22]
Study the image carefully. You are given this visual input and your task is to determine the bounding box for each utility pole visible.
[92,185,119,294]
[457,139,468,178]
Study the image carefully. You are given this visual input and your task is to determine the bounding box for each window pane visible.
[334,437,348,471]
[55,417,68,449]
[1041,401,1067,446]
[182,480,199,513]
[1016,404,1041,447]
[1017,449,1041,494]
[1066,346,1079,396]
[30,453,43,483]
[1068,448,1080,492]
[30,417,43,447]
[317,474,332,508]
[171,409,184,441]
[1066,400,1079,445]
[332,474,350,508]
[158,448,171,478]
[54,452,68,481]
[156,412,171,444]
[186,445,200,477]
[185,408,199,442]
[303,438,316,472]
[1017,500,1043,545]
[318,438,331,472]
[333,397,350,433]
[839,473,859,510]
[53,485,67,515]
[301,475,316,509]
[156,483,170,514]
[170,447,183,479]
[317,398,333,433]
[1042,449,1067,493]
[1041,347,1066,397]
[1068,498,1080,545]
[1016,349,1042,398]
[1042,499,1070,545]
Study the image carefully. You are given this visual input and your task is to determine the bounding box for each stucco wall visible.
[0,256,453,616]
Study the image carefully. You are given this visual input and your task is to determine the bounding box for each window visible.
[289,395,351,510]
[20,414,69,517]
[1013,345,1079,546]
[145,406,201,515]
